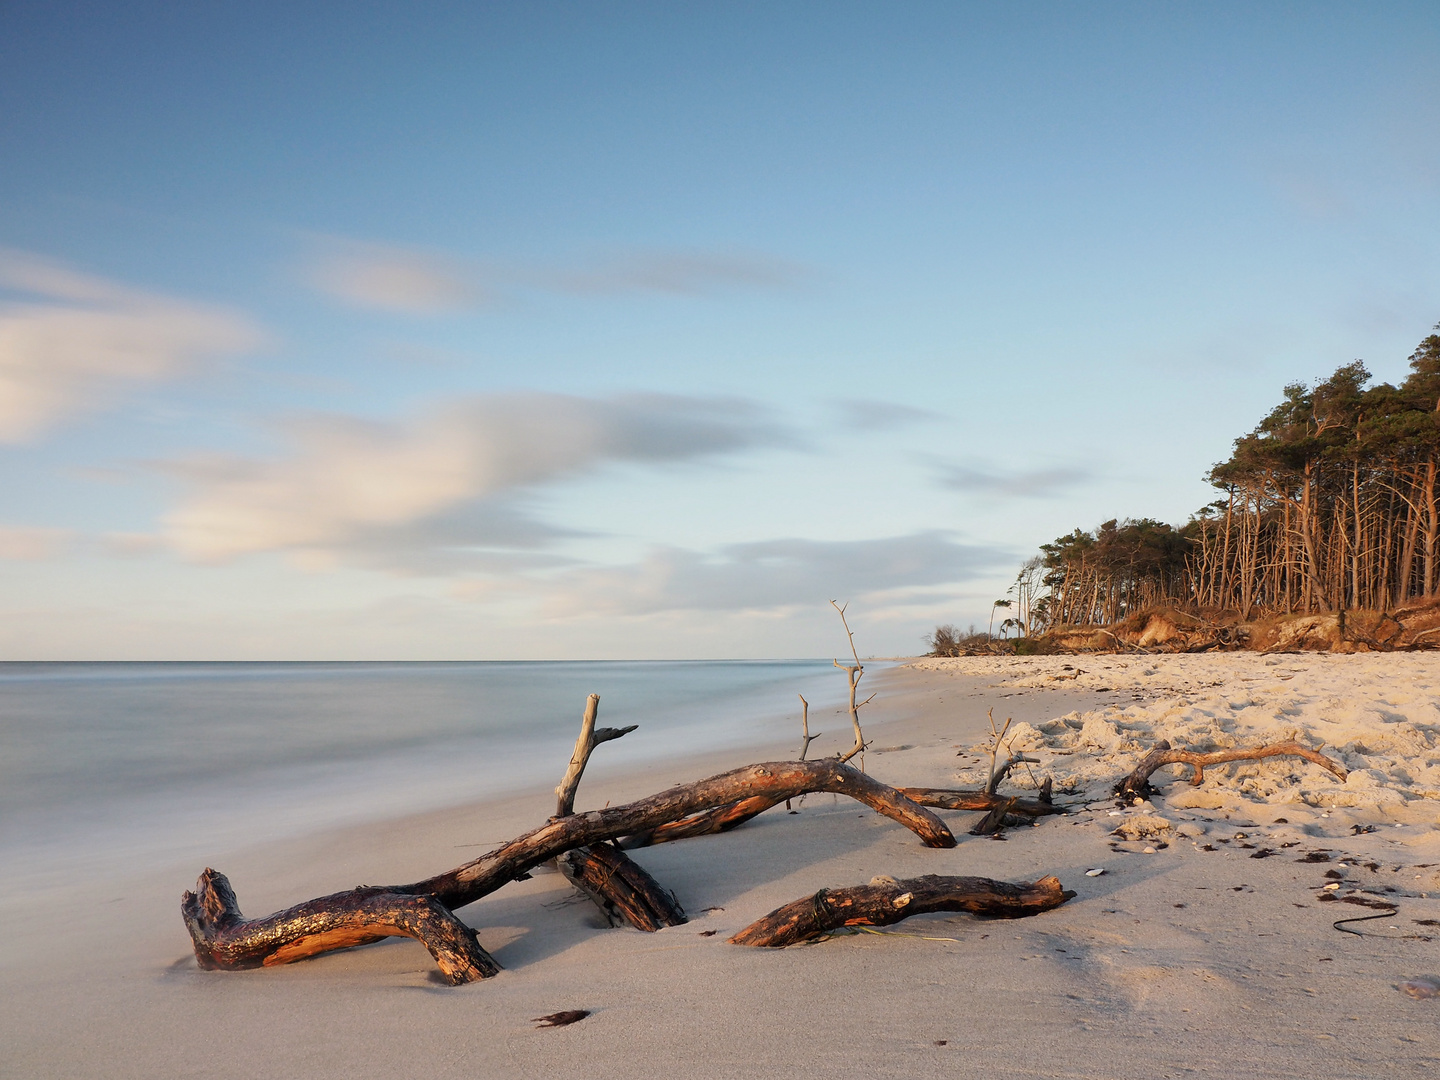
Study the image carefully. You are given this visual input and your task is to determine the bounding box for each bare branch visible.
[554,694,638,818]
[830,600,869,766]
[1115,739,1348,800]
[797,694,820,760]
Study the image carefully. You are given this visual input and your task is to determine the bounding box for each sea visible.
[0,660,872,898]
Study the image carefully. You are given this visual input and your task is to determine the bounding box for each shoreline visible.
[5,656,1439,1078]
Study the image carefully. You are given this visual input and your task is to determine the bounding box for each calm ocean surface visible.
[0,660,868,897]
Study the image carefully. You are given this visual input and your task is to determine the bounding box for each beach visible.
[4,655,1439,1078]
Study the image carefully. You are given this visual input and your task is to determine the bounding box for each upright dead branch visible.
[786,693,820,811]
[797,694,820,760]
[547,695,672,929]
[981,708,1039,795]
[555,694,637,818]
[831,600,874,765]
[1115,738,1349,800]
[728,873,1075,947]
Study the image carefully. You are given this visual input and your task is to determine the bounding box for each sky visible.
[1,2,1438,659]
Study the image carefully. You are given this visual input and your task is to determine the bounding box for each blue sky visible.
[1,2,1437,659]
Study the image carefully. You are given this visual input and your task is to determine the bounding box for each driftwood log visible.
[1115,738,1348,799]
[729,873,1075,947]
[623,779,1069,850]
[559,843,687,931]
[181,868,501,985]
[183,759,956,982]
[898,787,1064,817]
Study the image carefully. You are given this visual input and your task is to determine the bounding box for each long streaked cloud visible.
[303,239,809,314]
[466,531,1009,618]
[0,249,264,442]
[163,392,787,563]
[933,460,1090,498]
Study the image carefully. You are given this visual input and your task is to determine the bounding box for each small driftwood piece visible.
[560,842,686,931]
[968,796,1017,836]
[182,868,500,985]
[1115,738,1348,799]
[183,759,955,983]
[729,873,1075,947]
[898,787,1064,817]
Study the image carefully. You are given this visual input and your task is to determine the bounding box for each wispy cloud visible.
[933,460,1089,498]
[477,531,1009,618]
[547,250,809,297]
[302,239,809,314]
[0,525,72,560]
[304,242,488,314]
[829,399,944,432]
[163,392,787,564]
[0,249,263,442]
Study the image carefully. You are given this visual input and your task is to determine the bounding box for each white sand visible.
[4,656,1439,1078]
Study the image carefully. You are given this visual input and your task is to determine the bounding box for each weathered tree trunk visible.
[183,759,956,982]
[1115,739,1347,799]
[559,843,687,931]
[729,874,1075,947]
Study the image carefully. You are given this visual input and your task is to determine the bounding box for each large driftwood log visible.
[560,843,687,930]
[411,759,955,910]
[1115,738,1348,799]
[183,759,955,982]
[729,873,1075,947]
[182,869,501,985]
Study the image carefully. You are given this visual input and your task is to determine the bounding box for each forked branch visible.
[555,694,638,818]
[1115,738,1348,799]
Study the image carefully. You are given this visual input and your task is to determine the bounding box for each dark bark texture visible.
[898,788,1065,817]
[559,843,687,931]
[729,873,1076,947]
[181,868,500,986]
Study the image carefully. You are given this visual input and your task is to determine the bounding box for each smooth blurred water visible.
[0,660,866,897]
